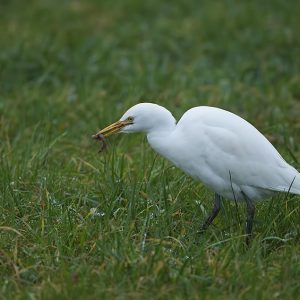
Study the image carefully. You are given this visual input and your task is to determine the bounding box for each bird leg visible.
[242,191,255,245]
[200,193,221,232]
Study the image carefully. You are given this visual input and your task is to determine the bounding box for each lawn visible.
[1,0,300,299]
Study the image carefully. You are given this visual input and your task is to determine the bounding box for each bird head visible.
[92,103,176,138]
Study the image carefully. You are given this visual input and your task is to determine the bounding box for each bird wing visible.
[176,106,300,195]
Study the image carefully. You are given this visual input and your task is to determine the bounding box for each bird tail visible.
[260,165,300,196]
[270,173,300,195]
[288,174,300,195]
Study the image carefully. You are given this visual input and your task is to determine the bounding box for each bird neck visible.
[146,125,176,158]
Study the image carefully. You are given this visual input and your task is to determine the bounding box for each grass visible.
[1,0,300,298]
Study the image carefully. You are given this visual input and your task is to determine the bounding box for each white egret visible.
[93,103,300,243]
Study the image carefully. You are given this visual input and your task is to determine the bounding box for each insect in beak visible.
[92,119,132,152]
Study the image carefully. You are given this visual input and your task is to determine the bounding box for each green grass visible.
[1,0,300,298]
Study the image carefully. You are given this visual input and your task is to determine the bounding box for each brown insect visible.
[92,133,107,153]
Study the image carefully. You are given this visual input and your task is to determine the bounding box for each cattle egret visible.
[93,103,300,244]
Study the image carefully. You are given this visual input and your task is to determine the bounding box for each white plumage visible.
[94,102,300,242]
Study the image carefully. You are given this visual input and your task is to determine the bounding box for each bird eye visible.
[127,117,134,123]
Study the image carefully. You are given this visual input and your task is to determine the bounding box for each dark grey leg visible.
[200,193,222,231]
[242,191,255,245]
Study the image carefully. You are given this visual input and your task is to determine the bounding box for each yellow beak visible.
[92,120,131,139]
